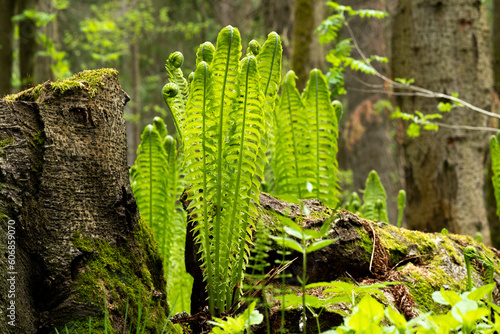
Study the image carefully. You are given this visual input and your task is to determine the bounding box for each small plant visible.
[209,301,263,334]
[269,69,341,207]
[271,214,338,334]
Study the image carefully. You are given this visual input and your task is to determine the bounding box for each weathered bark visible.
[391,0,493,243]
[0,0,15,97]
[0,70,169,333]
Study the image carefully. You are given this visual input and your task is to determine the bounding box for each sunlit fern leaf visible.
[153,116,168,139]
[164,51,189,142]
[205,25,242,311]
[162,83,183,144]
[131,125,170,270]
[257,32,282,136]
[490,134,500,220]
[363,170,389,223]
[257,32,282,191]
[222,55,265,307]
[196,42,215,66]
[163,134,192,314]
[182,60,217,312]
[166,51,189,101]
[302,69,340,207]
[273,70,311,200]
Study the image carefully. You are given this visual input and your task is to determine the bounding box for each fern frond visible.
[273,70,311,200]
[206,25,242,311]
[363,170,389,223]
[162,83,183,143]
[165,52,189,138]
[196,41,215,66]
[222,55,265,306]
[182,59,216,312]
[302,69,340,207]
[490,134,500,221]
[164,134,192,314]
[132,125,170,263]
[257,33,283,192]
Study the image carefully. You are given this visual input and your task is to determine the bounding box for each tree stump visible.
[0,70,170,334]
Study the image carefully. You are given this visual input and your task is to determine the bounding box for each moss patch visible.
[3,69,118,102]
[69,217,174,333]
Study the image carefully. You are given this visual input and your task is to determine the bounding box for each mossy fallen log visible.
[255,193,500,333]
[0,70,177,334]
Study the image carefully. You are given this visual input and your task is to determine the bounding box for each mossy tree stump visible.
[0,70,170,334]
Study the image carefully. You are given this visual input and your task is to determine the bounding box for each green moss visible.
[70,217,169,333]
[375,224,408,265]
[3,68,118,102]
[0,136,13,160]
[353,226,374,258]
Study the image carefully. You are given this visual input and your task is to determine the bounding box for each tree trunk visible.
[0,69,170,333]
[34,0,56,83]
[291,0,314,91]
[494,0,500,94]
[391,0,493,243]
[0,0,15,97]
[262,0,294,59]
[18,0,39,90]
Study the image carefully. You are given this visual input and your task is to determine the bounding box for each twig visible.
[344,21,500,120]
[367,222,376,273]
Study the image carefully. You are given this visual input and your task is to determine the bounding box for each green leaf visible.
[467,284,495,301]
[270,235,304,253]
[306,238,338,253]
[302,69,341,207]
[272,70,310,200]
[407,123,421,137]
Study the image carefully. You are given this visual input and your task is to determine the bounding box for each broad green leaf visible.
[306,238,337,253]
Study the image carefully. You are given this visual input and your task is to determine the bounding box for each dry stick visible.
[228,258,297,315]
[367,222,376,273]
[343,21,500,122]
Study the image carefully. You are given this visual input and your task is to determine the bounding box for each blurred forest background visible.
[1,0,500,246]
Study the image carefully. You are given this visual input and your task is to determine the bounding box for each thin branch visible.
[432,122,499,133]
[344,21,500,120]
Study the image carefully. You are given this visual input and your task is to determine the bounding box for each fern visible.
[131,125,170,263]
[302,69,340,207]
[490,134,500,221]
[270,69,340,206]
[272,71,311,201]
[163,51,189,143]
[362,170,389,223]
[132,118,192,314]
[180,26,277,314]
[196,41,215,66]
[397,190,406,228]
